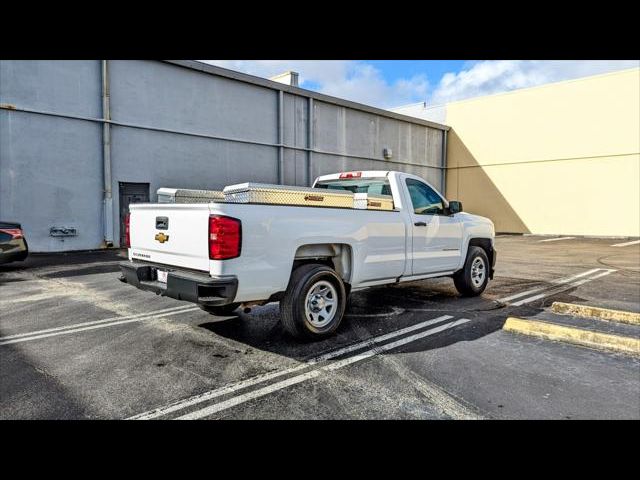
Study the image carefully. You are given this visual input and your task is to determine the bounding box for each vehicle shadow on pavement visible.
[1,249,127,271]
[196,274,603,362]
[198,281,520,362]
[0,250,125,282]
[39,264,122,278]
[0,275,29,284]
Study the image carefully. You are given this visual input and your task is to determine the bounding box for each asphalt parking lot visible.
[1,236,639,420]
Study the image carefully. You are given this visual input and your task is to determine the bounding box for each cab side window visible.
[405,178,444,215]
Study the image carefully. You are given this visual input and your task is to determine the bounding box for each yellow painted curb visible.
[551,302,640,325]
[503,317,640,356]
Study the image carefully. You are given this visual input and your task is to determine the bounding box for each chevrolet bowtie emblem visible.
[155,232,169,243]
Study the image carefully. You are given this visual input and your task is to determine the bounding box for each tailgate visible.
[128,203,211,272]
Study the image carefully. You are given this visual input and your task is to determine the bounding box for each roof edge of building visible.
[163,60,450,131]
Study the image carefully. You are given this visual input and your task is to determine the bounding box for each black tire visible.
[199,302,241,316]
[453,246,489,297]
[280,263,347,340]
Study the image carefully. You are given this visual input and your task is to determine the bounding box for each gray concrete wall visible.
[0,61,104,252]
[0,60,448,252]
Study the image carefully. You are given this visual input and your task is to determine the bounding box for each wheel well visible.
[468,237,494,275]
[292,243,352,290]
[468,237,491,254]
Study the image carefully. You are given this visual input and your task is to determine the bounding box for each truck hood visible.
[456,212,495,233]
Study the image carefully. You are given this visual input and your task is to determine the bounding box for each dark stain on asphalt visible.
[41,264,122,279]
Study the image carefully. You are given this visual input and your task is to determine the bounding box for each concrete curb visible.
[503,317,640,356]
[551,302,640,325]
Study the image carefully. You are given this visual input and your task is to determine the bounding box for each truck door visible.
[403,177,462,275]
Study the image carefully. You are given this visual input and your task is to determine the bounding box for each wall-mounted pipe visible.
[277,90,284,184]
[102,60,114,246]
[307,97,314,186]
[1,104,449,171]
[441,129,448,196]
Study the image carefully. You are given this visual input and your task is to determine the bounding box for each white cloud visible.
[430,60,640,105]
[199,60,640,109]
[200,60,429,109]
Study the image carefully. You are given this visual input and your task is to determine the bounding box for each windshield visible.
[315,178,392,196]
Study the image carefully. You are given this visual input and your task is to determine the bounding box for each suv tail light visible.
[0,228,23,239]
[124,213,131,247]
[209,215,241,260]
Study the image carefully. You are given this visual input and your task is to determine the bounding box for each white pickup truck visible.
[120,171,496,339]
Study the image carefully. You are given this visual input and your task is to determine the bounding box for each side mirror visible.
[447,200,462,215]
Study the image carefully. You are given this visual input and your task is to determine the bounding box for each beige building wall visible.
[398,68,640,237]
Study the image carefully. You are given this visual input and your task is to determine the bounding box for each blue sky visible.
[202,60,639,109]
[366,60,468,86]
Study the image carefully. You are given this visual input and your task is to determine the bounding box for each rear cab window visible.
[314,178,392,196]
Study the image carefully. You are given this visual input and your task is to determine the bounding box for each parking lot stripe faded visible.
[611,240,640,247]
[176,318,470,420]
[510,269,616,306]
[128,314,455,420]
[498,268,603,303]
[0,305,193,340]
[538,237,576,242]
[0,306,199,346]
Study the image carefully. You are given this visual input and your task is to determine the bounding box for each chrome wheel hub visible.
[470,257,486,288]
[304,280,338,328]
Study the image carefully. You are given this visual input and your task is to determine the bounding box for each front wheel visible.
[453,246,489,296]
[280,264,347,340]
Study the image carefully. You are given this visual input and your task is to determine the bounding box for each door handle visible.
[414,221,427,227]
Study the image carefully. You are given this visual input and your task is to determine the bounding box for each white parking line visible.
[538,237,576,242]
[498,268,602,303]
[510,269,616,306]
[0,305,199,346]
[0,305,193,340]
[128,314,454,420]
[177,318,470,420]
[611,240,640,247]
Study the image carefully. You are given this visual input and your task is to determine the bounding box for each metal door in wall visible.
[119,182,149,246]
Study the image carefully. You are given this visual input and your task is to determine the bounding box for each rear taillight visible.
[208,215,241,260]
[0,228,23,239]
[124,213,131,248]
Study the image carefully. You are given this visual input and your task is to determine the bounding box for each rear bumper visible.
[119,261,238,307]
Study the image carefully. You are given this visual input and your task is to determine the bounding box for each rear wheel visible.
[453,246,489,296]
[199,303,241,316]
[280,264,347,340]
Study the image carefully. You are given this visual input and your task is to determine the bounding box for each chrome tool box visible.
[157,188,225,204]
[223,183,355,208]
